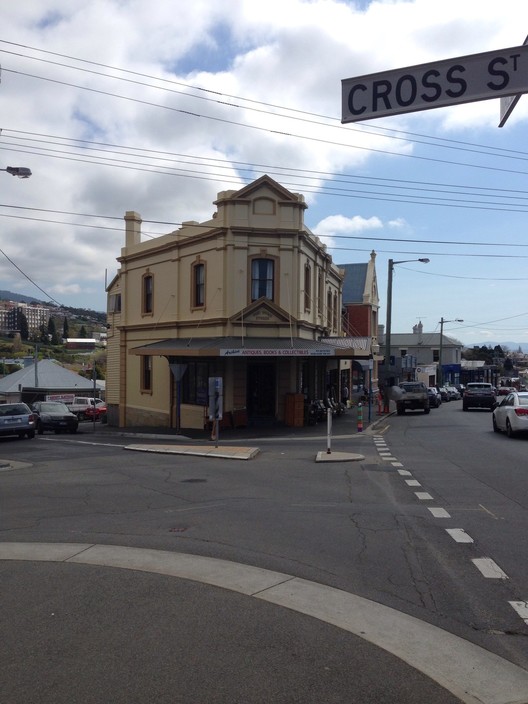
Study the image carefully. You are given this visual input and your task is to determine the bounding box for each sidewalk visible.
[89,401,394,462]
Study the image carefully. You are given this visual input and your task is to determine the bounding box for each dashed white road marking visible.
[391,462,403,467]
[446,528,474,544]
[472,558,508,579]
[380,456,397,461]
[405,479,421,487]
[415,492,433,501]
[397,469,412,476]
[509,601,528,625]
[428,508,451,518]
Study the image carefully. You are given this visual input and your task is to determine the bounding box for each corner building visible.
[106,176,374,430]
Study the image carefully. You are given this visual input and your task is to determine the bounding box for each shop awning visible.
[131,336,373,359]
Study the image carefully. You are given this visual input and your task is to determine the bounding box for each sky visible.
[2,0,528,347]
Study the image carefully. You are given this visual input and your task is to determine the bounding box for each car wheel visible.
[463,405,468,411]
[17,432,25,439]
[506,419,516,438]
[27,430,35,439]
[424,407,430,414]
[69,428,78,434]
[37,424,44,435]
[397,405,404,415]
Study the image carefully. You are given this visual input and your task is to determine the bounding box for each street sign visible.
[342,44,528,123]
[498,35,528,127]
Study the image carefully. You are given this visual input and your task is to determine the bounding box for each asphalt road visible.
[1,403,527,702]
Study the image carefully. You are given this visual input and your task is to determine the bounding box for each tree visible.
[16,310,29,341]
[62,317,69,340]
[79,325,87,339]
[47,317,60,345]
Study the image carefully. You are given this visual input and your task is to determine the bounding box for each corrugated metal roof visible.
[0,359,95,393]
[340,263,368,304]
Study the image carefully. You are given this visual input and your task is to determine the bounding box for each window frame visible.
[250,257,275,302]
[304,263,311,312]
[142,273,153,316]
[141,355,152,393]
[192,261,205,309]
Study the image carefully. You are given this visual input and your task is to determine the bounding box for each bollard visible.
[326,407,332,454]
[357,402,363,432]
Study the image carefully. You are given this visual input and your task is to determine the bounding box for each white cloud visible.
[0,0,527,344]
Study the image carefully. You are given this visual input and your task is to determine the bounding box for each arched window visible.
[326,289,332,328]
[142,273,153,315]
[192,262,205,308]
[251,258,274,301]
[304,263,311,312]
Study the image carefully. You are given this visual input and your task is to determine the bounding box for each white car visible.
[492,391,528,437]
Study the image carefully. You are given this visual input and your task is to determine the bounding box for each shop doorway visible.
[247,362,276,423]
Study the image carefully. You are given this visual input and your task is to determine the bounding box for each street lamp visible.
[438,317,463,387]
[1,166,32,178]
[385,257,430,388]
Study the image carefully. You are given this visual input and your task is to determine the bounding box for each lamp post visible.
[1,166,32,178]
[385,258,430,389]
[438,317,463,387]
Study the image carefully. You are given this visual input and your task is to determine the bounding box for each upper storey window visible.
[192,262,205,308]
[142,273,153,315]
[251,258,274,301]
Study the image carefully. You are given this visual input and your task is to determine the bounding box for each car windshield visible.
[467,384,492,389]
[400,383,423,392]
[40,402,69,413]
[0,404,29,416]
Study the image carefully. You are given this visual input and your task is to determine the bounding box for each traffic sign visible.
[342,45,528,123]
[498,35,528,127]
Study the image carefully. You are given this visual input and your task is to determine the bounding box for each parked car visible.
[446,386,461,400]
[463,382,496,411]
[83,403,107,421]
[31,401,79,434]
[0,402,36,439]
[497,387,515,396]
[492,391,528,437]
[438,386,450,402]
[427,387,441,408]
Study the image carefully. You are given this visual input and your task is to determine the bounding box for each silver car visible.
[492,392,528,438]
[0,402,36,439]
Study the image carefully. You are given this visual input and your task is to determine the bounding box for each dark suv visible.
[463,383,496,411]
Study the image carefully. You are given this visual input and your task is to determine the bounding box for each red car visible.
[83,403,107,421]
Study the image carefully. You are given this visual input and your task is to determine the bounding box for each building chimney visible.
[124,211,142,247]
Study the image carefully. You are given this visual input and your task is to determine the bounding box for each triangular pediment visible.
[231,297,295,325]
[231,175,300,203]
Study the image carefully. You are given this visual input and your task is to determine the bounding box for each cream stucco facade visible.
[106,176,374,431]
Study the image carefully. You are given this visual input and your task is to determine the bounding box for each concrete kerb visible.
[124,443,260,460]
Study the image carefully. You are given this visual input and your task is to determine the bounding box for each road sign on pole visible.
[342,44,528,123]
[498,35,528,127]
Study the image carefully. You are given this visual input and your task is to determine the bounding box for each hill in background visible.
[0,290,106,326]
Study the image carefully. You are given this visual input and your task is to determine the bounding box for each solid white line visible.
[1,542,527,704]
[472,558,508,579]
[428,508,451,518]
[446,528,474,543]
[405,479,421,487]
[415,492,433,500]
